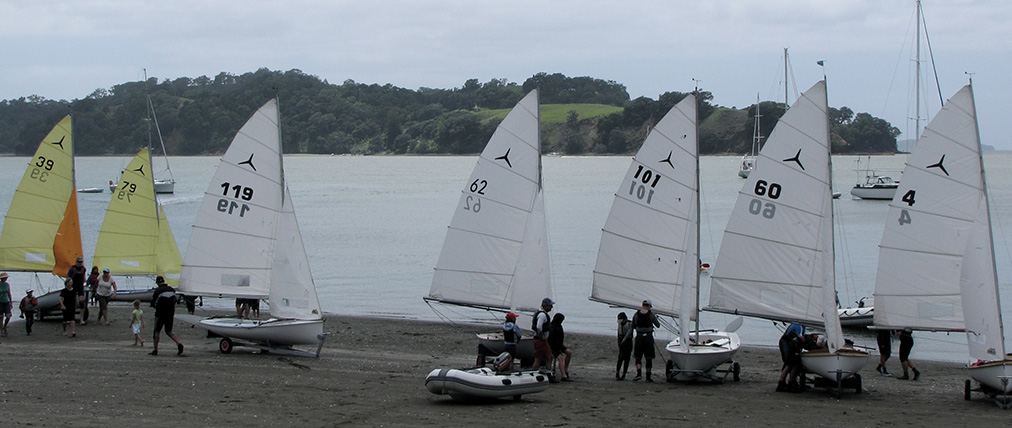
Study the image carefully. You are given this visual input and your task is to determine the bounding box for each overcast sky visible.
[3,0,1009,148]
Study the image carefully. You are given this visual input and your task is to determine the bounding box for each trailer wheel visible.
[964,379,972,401]
[219,337,234,354]
[732,362,741,382]
[513,395,522,401]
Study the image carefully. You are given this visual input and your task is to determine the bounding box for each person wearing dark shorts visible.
[631,300,660,382]
[150,276,184,356]
[897,329,920,380]
[876,329,892,376]
[67,257,88,325]
[58,278,77,337]
[776,324,805,392]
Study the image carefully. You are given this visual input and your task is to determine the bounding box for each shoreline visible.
[0,304,1006,426]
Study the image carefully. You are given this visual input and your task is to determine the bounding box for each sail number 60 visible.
[748,199,776,219]
[754,180,782,199]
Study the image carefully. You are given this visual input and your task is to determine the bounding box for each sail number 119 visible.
[218,182,254,217]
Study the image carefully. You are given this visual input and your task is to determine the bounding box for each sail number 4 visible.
[30,155,55,182]
[218,182,253,217]
[629,165,661,204]
[464,179,487,212]
[898,190,916,225]
[748,180,781,219]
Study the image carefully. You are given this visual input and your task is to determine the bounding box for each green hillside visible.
[476,103,623,123]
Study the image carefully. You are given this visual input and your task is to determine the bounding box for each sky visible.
[2,0,1010,148]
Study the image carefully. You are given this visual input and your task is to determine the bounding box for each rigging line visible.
[832,189,856,307]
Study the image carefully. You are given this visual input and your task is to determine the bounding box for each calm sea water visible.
[3,153,1012,363]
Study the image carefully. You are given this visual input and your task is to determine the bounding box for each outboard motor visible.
[491,352,512,373]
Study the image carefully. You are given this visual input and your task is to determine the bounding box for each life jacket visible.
[531,310,548,338]
[503,321,519,344]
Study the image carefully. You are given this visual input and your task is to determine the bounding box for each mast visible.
[784,48,789,109]
[915,0,922,140]
[751,94,762,155]
[694,89,701,342]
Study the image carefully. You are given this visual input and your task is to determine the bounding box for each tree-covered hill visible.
[0,69,898,156]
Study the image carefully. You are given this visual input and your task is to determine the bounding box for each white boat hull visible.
[665,331,740,381]
[838,306,874,327]
[425,367,549,400]
[476,333,536,363]
[849,185,897,200]
[197,317,324,346]
[969,359,1012,394]
[110,179,174,194]
[801,348,869,381]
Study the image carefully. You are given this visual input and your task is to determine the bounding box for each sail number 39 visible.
[218,182,254,217]
[30,155,55,182]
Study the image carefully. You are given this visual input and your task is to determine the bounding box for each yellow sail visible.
[93,148,182,284]
[0,115,83,272]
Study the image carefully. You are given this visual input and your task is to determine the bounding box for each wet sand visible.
[0,304,1006,426]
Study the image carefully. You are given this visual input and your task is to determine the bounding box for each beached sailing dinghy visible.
[178,99,325,356]
[425,90,551,365]
[708,81,868,396]
[590,93,741,383]
[872,83,1012,408]
[0,115,85,320]
[94,147,183,300]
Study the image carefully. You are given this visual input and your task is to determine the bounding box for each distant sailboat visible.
[873,83,1011,407]
[0,115,84,316]
[426,90,550,361]
[591,93,741,382]
[738,94,762,179]
[708,81,868,396]
[109,75,176,194]
[179,99,324,355]
[93,147,182,299]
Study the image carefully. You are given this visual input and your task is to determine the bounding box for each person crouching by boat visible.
[631,300,660,382]
[19,289,38,335]
[502,312,521,370]
[59,278,77,338]
[531,298,554,374]
[548,313,573,382]
[616,312,633,380]
[776,324,805,392]
[94,268,117,326]
[150,276,183,356]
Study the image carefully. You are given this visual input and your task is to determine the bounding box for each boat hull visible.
[476,333,536,363]
[801,348,869,381]
[665,331,740,380]
[109,288,155,302]
[425,367,549,400]
[110,179,174,194]
[838,306,874,327]
[849,185,897,200]
[197,317,324,346]
[969,359,1012,394]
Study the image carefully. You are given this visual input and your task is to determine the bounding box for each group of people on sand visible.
[0,262,185,357]
[615,300,660,382]
[498,298,573,382]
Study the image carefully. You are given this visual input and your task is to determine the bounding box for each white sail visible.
[268,186,322,320]
[709,81,844,352]
[428,90,550,312]
[873,85,1004,360]
[591,94,699,320]
[180,100,285,299]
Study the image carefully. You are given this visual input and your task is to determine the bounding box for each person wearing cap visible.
[67,256,89,325]
[502,312,522,371]
[150,276,184,356]
[631,299,660,382]
[0,272,12,336]
[531,297,555,374]
[18,288,38,335]
[94,268,118,326]
[59,277,78,337]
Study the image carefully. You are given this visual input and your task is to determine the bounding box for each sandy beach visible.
[0,303,1005,427]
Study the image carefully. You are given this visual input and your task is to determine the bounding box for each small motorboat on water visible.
[850,173,899,200]
[425,366,550,401]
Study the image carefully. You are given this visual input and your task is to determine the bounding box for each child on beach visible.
[130,300,145,346]
[616,312,633,380]
[502,312,521,371]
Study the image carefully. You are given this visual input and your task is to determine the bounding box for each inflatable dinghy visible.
[425,367,549,400]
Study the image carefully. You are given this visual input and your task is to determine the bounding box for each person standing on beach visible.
[502,312,521,371]
[0,272,12,336]
[631,300,660,382]
[531,298,554,373]
[616,312,633,380]
[18,289,38,335]
[876,329,893,376]
[94,268,117,326]
[67,257,89,325]
[130,299,145,346]
[548,313,573,382]
[150,276,183,356]
[87,266,100,305]
[59,278,77,337]
[897,328,921,380]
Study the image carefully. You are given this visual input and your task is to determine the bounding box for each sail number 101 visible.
[218,182,254,217]
[629,165,661,204]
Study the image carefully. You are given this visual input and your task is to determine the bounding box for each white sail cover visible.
[180,100,285,299]
[268,187,322,320]
[709,81,845,352]
[429,90,550,312]
[591,94,699,320]
[873,85,1005,360]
